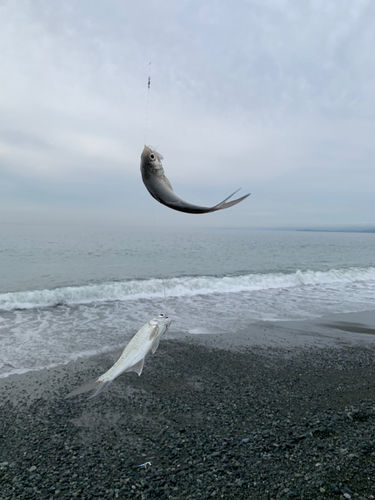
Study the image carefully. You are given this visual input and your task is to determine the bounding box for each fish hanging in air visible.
[140,146,250,214]
[65,314,172,399]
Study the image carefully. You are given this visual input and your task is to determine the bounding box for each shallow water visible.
[1,224,374,376]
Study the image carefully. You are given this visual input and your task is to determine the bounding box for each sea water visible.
[0,224,374,377]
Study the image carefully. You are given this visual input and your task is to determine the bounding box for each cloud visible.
[0,0,374,227]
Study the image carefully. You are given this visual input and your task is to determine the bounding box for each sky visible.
[0,0,374,229]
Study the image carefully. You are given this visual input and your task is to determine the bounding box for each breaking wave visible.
[1,267,374,312]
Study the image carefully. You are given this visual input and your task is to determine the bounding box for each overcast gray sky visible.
[1,0,374,228]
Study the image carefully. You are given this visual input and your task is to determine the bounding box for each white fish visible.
[65,314,172,399]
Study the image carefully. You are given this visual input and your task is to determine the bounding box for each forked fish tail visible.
[65,378,114,400]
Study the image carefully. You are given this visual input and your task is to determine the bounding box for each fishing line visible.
[149,198,169,316]
[153,219,169,317]
[144,63,169,316]
[144,62,151,145]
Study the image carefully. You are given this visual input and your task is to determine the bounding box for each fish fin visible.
[65,377,101,398]
[129,358,145,376]
[163,174,173,191]
[149,325,159,340]
[88,380,114,399]
[151,339,160,354]
[215,188,241,204]
[111,348,124,364]
[211,190,251,212]
[65,377,115,400]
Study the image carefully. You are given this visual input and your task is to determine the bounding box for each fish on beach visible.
[65,313,172,399]
[140,146,250,214]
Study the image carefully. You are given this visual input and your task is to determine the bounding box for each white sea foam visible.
[1,267,374,311]
[1,271,375,378]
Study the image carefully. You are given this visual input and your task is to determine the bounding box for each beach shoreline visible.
[1,312,375,499]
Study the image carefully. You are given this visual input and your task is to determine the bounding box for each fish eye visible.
[159,313,164,317]
[149,153,155,161]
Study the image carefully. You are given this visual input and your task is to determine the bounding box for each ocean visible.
[0,224,374,378]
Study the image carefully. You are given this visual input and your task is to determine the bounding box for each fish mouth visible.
[156,313,172,327]
[164,317,172,327]
[153,151,164,162]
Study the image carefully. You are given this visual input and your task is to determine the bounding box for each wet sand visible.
[180,310,375,352]
[1,310,375,499]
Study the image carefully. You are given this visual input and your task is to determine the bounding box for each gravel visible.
[0,340,375,500]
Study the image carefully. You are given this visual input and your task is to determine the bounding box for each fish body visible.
[140,146,250,214]
[65,314,172,399]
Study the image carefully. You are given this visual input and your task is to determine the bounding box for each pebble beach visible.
[1,312,375,500]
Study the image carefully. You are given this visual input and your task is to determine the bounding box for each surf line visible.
[144,63,169,316]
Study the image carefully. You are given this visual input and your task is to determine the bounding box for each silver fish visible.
[65,313,172,399]
[140,146,250,214]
